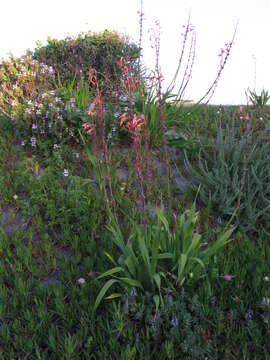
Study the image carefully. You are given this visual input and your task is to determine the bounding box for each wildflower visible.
[245,309,254,320]
[171,315,178,327]
[217,216,222,226]
[210,296,217,305]
[36,109,41,115]
[31,137,37,147]
[114,112,120,118]
[264,276,269,282]
[130,288,136,298]
[119,95,127,102]
[77,278,85,284]
[32,123,37,130]
[75,152,79,159]
[13,193,18,200]
[88,101,96,116]
[53,144,58,149]
[63,169,69,177]
[48,123,52,128]
[149,318,155,326]
[262,297,270,306]
[26,108,32,114]
[21,140,25,146]
[87,271,94,278]
[224,274,232,281]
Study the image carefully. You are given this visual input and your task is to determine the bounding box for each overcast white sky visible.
[1,0,269,104]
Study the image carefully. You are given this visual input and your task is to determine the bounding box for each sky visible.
[1,0,269,104]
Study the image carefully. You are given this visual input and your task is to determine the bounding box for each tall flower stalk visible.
[83,69,115,209]
[119,53,151,209]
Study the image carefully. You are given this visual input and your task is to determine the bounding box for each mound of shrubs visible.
[32,30,140,99]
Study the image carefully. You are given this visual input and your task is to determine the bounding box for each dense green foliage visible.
[184,119,270,236]
[33,30,140,98]
[0,25,269,359]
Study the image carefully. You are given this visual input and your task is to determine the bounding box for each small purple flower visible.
[32,123,37,130]
[210,296,217,305]
[30,137,36,147]
[21,140,25,146]
[53,144,58,149]
[217,216,222,226]
[130,288,136,298]
[171,315,178,327]
[224,274,232,281]
[245,309,254,320]
[63,169,69,177]
[149,318,155,326]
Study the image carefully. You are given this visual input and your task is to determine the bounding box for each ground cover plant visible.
[0,4,270,359]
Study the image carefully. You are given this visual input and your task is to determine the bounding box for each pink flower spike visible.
[224,274,233,281]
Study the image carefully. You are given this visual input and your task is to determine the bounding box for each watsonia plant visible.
[82,69,114,208]
[94,204,233,311]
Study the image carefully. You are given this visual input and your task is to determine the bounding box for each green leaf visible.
[94,279,118,311]
[158,253,173,260]
[177,253,187,284]
[104,252,117,266]
[96,267,123,280]
[153,294,160,313]
[117,277,143,289]
[153,273,161,292]
[104,293,122,300]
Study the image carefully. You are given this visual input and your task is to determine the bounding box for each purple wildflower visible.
[245,309,254,320]
[63,169,69,177]
[30,137,36,147]
[130,288,136,298]
[217,216,222,225]
[210,296,217,305]
[224,274,232,281]
[171,315,178,327]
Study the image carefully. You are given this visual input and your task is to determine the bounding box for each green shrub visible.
[33,30,140,99]
[0,52,55,121]
[184,119,270,235]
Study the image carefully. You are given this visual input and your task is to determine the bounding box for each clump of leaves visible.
[33,30,140,100]
[94,204,233,311]
[184,118,270,235]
